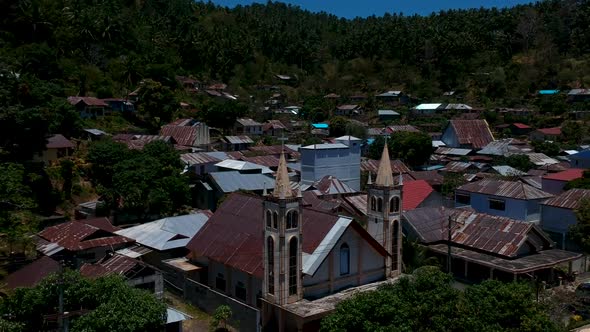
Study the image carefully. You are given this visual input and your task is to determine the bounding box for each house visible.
[477,138,531,156]
[375,90,405,104]
[303,175,357,198]
[526,152,560,167]
[541,189,590,251]
[117,135,175,150]
[324,93,340,100]
[530,127,562,142]
[222,135,254,151]
[185,147,401,331]
[568,89,590,103]
[248,145,300,160]
[102,98,135,113]
[75,200,104,219]
[80,253,164,298]
[160,120,211,150]
[181,153,222,176]
[455,179,554,222]
[442,161,487,174]
[82,128,108,141]
[384,125,420,134]
[34,134,75,164]
[67,96,108,118]
[569,150,590,168]
[176,75,203,91]
[34,218,134,268]
[334,104,362,116]
[300,136,361,191]
[411,103,473,115]
[509,123,533,136]
[378,110,400,121]
[262,120,287,137]
[235,118,263,136]
[3,256,61,290]
[403,207,583,283]
[541,169,585,194]
[441,120,494,149]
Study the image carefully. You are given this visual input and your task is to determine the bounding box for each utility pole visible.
[447,216,452,274]
[58,260,64,332]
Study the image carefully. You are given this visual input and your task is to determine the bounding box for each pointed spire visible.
[399,171,403,186]
[263,182,268,196]
[367,172,373,185]
[272,151,294,199]
[375,142,394,187]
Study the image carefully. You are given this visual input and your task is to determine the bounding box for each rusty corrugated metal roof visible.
[542,188,590,210]
[457,179,553,200]
[311,176,357,196]
[181,153,221,166]
[46,134,75,149]
[38,219,133,252]
[447,120,494,149]
[361,159,411,174]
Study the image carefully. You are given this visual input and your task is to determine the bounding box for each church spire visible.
[375,142,394,187]
[272,151,294,199]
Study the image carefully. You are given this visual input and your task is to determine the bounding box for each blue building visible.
[300,136,361,191]
[541,189,590,251]
[569,150,590,168]
[455,179,553,222]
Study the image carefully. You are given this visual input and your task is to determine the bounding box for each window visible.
[489,199,506,211]
[390,197,400,213]
[377,198,383,212]
[456,193,471,205]
[370,197,376,211]
[340,243,350,275]
[286,210,298,229]
[235,281,247,302]
[215,273,226,292]
[266,210,272,228]
[392,221,399,270]
[267,236,274,295]
[272,212,278,229]
[289,237,298,295]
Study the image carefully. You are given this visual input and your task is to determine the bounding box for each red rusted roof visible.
[536,127,562,136]
[46,134,75,149]
[82,217,121,233]
[80,254,141,278]
[186,193,342,278]
[311,176,357,196]
[404,207,551,258]
[542,189,590,209]
[402,180,434,211]
[512,123,531,129]
[409,171,444,186]
[263,120,287,131]
[160,125,199,146]
[247,145,299,159]
[38,219,133,252]
[384,125,420,134]
[4,256,60,289]
[457,179,553,200]
[542,168,584,182]
[361,159,411,174]
[447,120,494,149]
[241,155,280,168]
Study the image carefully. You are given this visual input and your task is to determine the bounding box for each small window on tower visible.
[272,212,278,229]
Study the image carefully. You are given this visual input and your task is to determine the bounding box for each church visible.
[186,144,403,331]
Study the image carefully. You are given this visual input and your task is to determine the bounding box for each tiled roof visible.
[447,120,494,149]
[46,134,75,149]
[403,207,550,258]
[401,180,434,211]
[187,193,342,278]
[542,168,585,182]
[542,189,590,209]
[361,159,411,174]
[4,256,60,289]
[38,219,133,252]
[457,179,553,200]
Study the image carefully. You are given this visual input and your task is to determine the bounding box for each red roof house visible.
[541,169,585,194]
[530,127,562,141]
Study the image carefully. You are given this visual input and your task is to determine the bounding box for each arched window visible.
[288,237,298,295]
[392,221,399,270]
[287,210,298,229]
[272,212,278,229]
[266,210,272,228]
[370,197,376,211]
[377,198,383,212]
[390,197,400,213]
[267,236,274,295]
[340,243,350,275]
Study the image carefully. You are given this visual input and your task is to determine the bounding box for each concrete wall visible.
[541,178,567,195]
[300,145,360,191]
[455,191,541,222]
[302,226,385,299]
[184,278,260,332]
[207,261,263,308]
[540,205,579,250]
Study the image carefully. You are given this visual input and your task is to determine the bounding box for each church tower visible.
[366,143,403,277]
[263,151,303,305]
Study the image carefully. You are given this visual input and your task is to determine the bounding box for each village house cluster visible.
[9,80,590,331]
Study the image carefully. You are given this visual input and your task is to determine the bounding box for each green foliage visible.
[569,198,590,253]
[368,133,433,168]
[0,271,166,332]
[402,238,439,273]
[59,159,75,200]
[532,141,560,157]
[565,170,590,190]
[137,79,178,130]
[199,100,247,131]
[210,305,232,332]
[497,154,535,172]
[329,116,348,137]
[441,173,466,198]
[321,267,559,332]
[87,140,131,188]
[561,121,587,144]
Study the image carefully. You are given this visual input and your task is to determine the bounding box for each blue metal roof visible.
[312,123,329,129]
[539,90,560,95]
[571,150,590,159]
[210,171,276,193]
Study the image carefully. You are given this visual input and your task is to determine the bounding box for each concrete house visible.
[300,136,361,191]
[222,135,254,151]
[235,118,263,136]
[184,148,402,331]
[34,134,75,164]
[541,169,585,194]
[441,120,494,150]
[455,179,554,222]
[67,96,109,118]
[262,120,287,137]
[375,90,407,104]
[160,119,211,150]
[541,189,590,251]
[403,207,583,283]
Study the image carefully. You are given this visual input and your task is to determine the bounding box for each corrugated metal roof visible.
[4,256,61,289]
[435,147,472,156]
[46,134,75,149]
[443,161,476,172]
[478,139,531,156]
[376,90,402,97]
[67,96,108,107]
[181,153,221,166]
[457,179,553,200]
[445,103,473,110]
[361,159,411,174]
[215,159,272,173]
[568,89,590,95]
[447,120,494,149]
[520,176,542,189]
[38,220,133,252]
[303,217,352,275]
[336,104,359,110]
[492,166,527,176]
[241,155,280,168]
[311,176,357,196]
[161,124,209,147]
[404,207,549,258]
[83,128,107,136]
[167,308,192,324]
[301,143,349,150]
[378,110,399,116]
[415,103,443,110]
[542,189,590,209]
[224,135,254,144]
[210,172,275,193]
[163,257,201,272]
[542,168,584,181]
[236,118,262,127]
[116,244,153,258]
[80,254,141,278]
[526,153,559,166]
[536,127,562,136]
[409,171,444,186]
[115,213,210,251]
[187,193,342,278]
[385,125,420,133]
